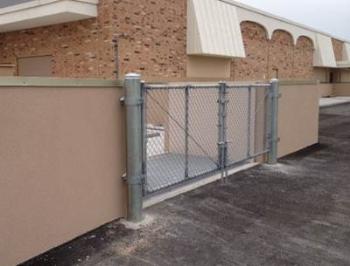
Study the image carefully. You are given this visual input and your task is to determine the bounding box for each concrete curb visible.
[143,162,258,209]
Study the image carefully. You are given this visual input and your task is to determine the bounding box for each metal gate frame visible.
[122,73,279,222]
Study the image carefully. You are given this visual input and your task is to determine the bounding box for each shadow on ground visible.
[21,104,350,266]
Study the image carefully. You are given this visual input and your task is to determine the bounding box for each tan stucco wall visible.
[313,68,328,83]
[0,86,127,266]
[0,66,15,76]
[278,84,319,158]
[340,70,350,83]
[333,83,350,96]
[17,56,53,77]
[318,83,334,98]
[187,56,231,78]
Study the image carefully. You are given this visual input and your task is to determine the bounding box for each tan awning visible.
[337,61,350,69]
[187,0,245,58]
[313,34,337,68]
[343,43,350,61]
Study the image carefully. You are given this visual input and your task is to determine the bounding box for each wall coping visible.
[0,77,122,88]
[144,78,319,86]
[0,77,332,87]
[279,80,318,85]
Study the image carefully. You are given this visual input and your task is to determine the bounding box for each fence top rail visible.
[144,84,220,89]
[144,82,271,90]
[226,83,271,88]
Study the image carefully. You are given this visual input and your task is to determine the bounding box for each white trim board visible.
[0,0,98,33]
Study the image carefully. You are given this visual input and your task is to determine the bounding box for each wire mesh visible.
[145,86,186,194]
[187,86,219,178]
[144,83,271,196]
[226,85,270,166]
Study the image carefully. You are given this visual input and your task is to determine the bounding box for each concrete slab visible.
[144,162,258,208]
[21,104,350,266]
[319,96,350,108]
[147,153,218,193]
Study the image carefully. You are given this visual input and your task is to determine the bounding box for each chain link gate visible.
[141,81,277,197]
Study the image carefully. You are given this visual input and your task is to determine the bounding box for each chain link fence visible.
[142,82,273,196]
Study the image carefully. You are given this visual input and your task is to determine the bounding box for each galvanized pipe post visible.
[247,86,252,158]
[184,85,190,179]
[218,82,228,180]
[267,79,280,165]
[140,81,148,197]
[124,73,143,222]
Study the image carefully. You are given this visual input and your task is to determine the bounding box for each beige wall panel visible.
[313,68,328,83]
[333,83,350,96]
[278,84,319,158]
[0,66,14,76]
[341,71,350,83]
[17,56,52,77]
[187,56,231,78]
[0,86,127,266]
[318,83,334,98]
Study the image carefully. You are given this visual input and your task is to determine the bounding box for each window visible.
[17,56,52,77]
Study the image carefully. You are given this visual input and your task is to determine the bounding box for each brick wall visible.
[332,38,344,61]
[0,2,339,81]
[232,22,315,81]
[0,0,116,78]
[231,21,269,81]
[112,0,187,79]
[268,30,295,79]
[293,36,314,79]
[0,0,187,79]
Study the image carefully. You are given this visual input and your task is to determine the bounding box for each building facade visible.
[0,0,349,82]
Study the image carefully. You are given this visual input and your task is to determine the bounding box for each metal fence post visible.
[218,82,227,180]
[267,79,280,165]
[124,73,143,222]
[140,81,147,197]
[184,85,190,179]
[247,86,252,158]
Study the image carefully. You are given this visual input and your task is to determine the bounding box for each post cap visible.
[125,73,141,80]
[269,78,279,84]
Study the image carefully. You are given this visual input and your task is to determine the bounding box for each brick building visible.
[0,0,349,82]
